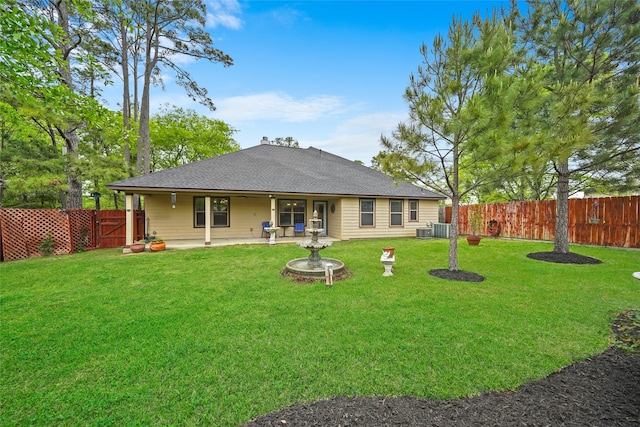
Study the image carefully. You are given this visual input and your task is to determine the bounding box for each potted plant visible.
[149,237,166,252]
[130,241,146,253]
[382,247,395,258]
[466,205,483,246]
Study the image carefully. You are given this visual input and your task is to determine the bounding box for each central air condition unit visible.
[432,223,451,238]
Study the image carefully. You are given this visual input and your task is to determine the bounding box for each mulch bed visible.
[428,269,485,282]
[245,348,640,426]
[526,251,602,264]
[245,310,640,426]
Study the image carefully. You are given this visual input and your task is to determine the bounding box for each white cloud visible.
[307,112,405,164]
[268,6,305,28]
[207,0,243,29]
[215,92,345,122]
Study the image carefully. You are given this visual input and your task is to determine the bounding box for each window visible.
[360,199,375,227]
[390,199,403,226]
[409,200,419,222]
[278,200,306,226]
[194,197,229,227]
[211,198,229,226]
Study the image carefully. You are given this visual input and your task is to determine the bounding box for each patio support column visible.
[205,196,211,245]
[124,193,134,252]
[270,195,276,226]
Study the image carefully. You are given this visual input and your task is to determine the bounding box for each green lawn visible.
[1,238,638,426]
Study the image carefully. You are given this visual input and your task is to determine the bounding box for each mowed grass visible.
[1,238,639,426]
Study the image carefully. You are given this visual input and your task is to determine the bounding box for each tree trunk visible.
[56,0,82,208]
[449,195,460,271]
[137,77,151,175]
[120,17,132,175]
[136,7,158,176]
[554,160,570,253]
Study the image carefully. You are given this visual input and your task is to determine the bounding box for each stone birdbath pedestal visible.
[381,248,395,276]
[265,226,280,245]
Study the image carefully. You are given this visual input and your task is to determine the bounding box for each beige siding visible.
[144,193,271,240]
[143,192,439,241]
[326,199,343,239]
[339,197,439,240]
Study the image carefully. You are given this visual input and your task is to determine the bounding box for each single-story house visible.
[106,139,445,248]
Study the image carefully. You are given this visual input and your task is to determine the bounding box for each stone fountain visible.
[285,210,345,279]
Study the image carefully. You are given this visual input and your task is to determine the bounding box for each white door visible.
[313,201,327,236]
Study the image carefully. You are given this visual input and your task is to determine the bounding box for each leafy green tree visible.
[518,0,640,254]
[472,152,557,202]
[380,12,523,272]
[0,102,66,208]
[3,0,107,208]
[0,0,62,101]
[149,105,238,170]
[77,105,130,208]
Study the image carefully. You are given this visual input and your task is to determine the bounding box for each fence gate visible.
[97,210,145,248]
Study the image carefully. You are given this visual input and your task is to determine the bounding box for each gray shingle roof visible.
[106,144,444,199]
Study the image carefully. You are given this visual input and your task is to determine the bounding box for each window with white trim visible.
[360,198,375,227]
[194,197,229,227]
[390,199,403,226]
[278,200,306,226]
[409,199,419,222]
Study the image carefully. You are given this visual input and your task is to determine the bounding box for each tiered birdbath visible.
[264,225,280,245]
[285,210,344,278]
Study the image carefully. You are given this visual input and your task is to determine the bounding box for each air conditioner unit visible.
[432,223,451,238]
[416,228,433,239]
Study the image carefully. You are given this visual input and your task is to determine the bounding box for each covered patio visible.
[154,235,341,250]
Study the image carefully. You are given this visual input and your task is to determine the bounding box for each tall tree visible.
[6,0,103,208]
[44,0,85,207]
[134,0,233,175]
[92,0,233,179]
[92,0,146,176]
[380,12,523,272]
[519,0,640,254]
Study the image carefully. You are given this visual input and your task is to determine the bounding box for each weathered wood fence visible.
[445,196,639,249]
[0,209,145,261]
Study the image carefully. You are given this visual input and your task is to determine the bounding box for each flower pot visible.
[382,247,395,258]
[130,243,146,253]
[149,241,166,252]
[466,236,481,246]
[589,218,600,224]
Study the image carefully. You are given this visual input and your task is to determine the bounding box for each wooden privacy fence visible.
[0,208,95,261]
[0,208,145,261]
[445,196,639,248]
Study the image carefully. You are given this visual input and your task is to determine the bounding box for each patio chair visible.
[261,221,271,238]
[293,222,305,237]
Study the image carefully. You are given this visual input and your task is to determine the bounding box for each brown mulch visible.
[428,269,485,282]
[245,346,640,427]
[526,251,603,264]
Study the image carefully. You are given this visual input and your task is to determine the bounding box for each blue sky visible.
[108,1,507,165]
